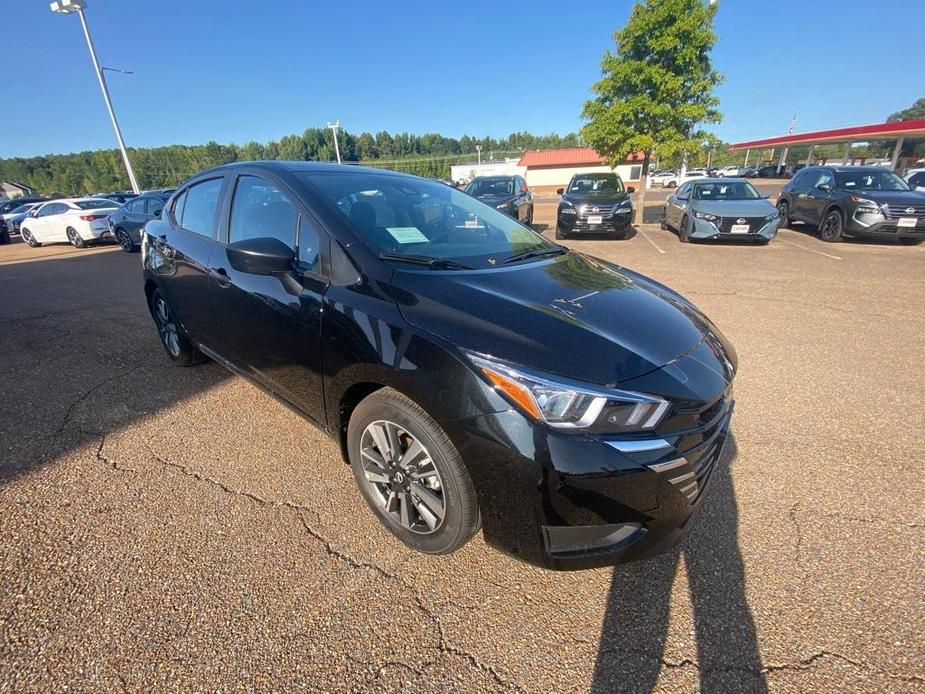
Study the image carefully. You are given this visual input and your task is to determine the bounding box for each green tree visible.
[581,0,723,224]
[887,98,925,122]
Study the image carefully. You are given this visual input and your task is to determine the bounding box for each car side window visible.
[171,190,188,225]
[178,178,222,237]
[128,198,146,214]
[148,198,165,216]
[909,172,925,187]
[677,183,691,199]
[812,171,834,190]
[228,175,298,248]
[297,214,323,275]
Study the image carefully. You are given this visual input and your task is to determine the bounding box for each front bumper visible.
[846,212,925,240]
[455,383,734,570]
[558,208,633,235]
[690,216,778,241]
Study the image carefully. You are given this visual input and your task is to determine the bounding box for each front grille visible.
[883,204,925,219]
[649,389,733,505]
[717,216,766,234]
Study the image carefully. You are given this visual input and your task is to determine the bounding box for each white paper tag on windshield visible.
[386,227,429,244]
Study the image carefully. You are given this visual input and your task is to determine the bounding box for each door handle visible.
[210,267,231,288]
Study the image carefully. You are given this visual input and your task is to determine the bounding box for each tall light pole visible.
[50,0,140,194]
[475,145,482,166]
[326,120,342,164]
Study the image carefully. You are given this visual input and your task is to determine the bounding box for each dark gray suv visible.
[776,166,925,244]
[108,189,174,252]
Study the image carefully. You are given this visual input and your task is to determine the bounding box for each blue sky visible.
[2,0,923,158]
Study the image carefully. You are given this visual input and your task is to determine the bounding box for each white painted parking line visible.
[778,238,842,261]
[637,226,666,254]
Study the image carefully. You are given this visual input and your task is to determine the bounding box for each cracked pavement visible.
[1,200,923,692]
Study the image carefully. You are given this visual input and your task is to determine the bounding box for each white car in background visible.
[650,170,677,187]
[663,170,708,188]
[20,198,118,249]
[716,165,743,177]
[904,168,925,191]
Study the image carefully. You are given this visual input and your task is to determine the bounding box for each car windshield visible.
[567,174,623,195]
[693,181,761,200]
[300,171,555,268]
[835,171,909,191]
[465,178,513,196]
[11,203,37,214]
[74,199,117,210]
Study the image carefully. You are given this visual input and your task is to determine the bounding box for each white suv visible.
[20,198,119,249]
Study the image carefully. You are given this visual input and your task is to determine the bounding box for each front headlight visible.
[496,201,513,211]
[764,210,780,222]
[850,196,882,215]
[693,210,720,224]
[468,354,670,433]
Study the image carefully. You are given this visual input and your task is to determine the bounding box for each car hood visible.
[390,251,734,385]
[693,199,775,217]
[845,189,925,206]
[561,192,631,207]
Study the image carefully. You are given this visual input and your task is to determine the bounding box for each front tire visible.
[66,227,86,249]
[776,201,790,229]
[525,205,534,226]
[555,227,569,240]
[21,228,40,247]
[347,387,480,555]
[679,215,691,243]
[150,288,204,366]
[819,209,844,243]
[115,227,137,253]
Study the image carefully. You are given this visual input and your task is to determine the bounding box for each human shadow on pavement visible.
[591,436,768,693]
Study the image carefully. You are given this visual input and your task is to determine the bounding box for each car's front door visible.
[209,173,329,423]
[803,169,835,224]
[43,203,70,242]
[27,203,54,241]
[667,183,692,227]
[154,177,225,351]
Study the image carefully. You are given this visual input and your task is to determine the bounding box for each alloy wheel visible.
[776,203,789,228]
[359,420,446,534]
[820,211,842,242]
[67,228,84,248]
[116,229,133,251]
[22,229,37,247]
[153,296,181,358]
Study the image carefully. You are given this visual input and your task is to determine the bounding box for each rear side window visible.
[171,190,188,224]
[228,176,297,248]
[128,199,146,213]
[148,198,165,216]
[177,178,222,237]
[910,172,925,187]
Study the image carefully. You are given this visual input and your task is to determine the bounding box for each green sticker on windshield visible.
[386,227,429,244]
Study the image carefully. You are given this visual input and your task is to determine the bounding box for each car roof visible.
[803,165,892,173]
[470,175,515,181]
[692,177,749,183]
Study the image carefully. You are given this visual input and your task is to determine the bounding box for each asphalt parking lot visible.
[1,196,923,691]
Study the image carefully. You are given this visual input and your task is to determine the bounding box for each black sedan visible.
[107,189,174,252]
[556,172,634,239]
[464,175,533,225]
[142,162,736,570]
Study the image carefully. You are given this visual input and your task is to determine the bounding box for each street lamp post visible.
[475,145,482,166]
[50,0,140,194]
[326,120,342,164]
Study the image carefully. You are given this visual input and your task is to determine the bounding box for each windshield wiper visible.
[378,252,472,269]
[502,245,568,265]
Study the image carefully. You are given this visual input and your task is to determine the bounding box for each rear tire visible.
[150,288,204,366]
[115,227,137,253]
[525,205,534,226]
[66,227,86,249]
[660,208,669,231]
[347,387,480,555]
[0,229,9,245]
[555,228,568,240]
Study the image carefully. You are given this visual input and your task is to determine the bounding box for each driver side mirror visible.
[626,186,636,194]
[556,188,564,195]
[226,237,295,275]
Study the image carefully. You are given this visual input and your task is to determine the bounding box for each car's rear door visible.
[209,171,329,424]
[153,176,226,351]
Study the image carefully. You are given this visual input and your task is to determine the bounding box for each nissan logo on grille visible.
[736,218,747,224]
[591,206,600,213]
[906,207,916,215]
